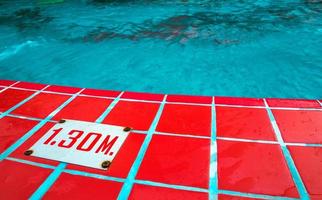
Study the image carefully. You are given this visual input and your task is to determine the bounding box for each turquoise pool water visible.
[0,0,321,99]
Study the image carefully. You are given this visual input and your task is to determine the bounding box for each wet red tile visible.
[0,117,38,154]
[217,140,299,198]
[129,184,208,200]
[44,85,81,94]
[266,98,320,108]
[66,132,145,178]
[0,80,16,86]
[136,135,210,189]
[121,91,164,101]
[215,97,264,106]
[11,122,60,166]
[81,88,120,98]
[273,110,322,143]
[0,160,52,200]
[53,96,112,122]
[103,100,160,131]
[216,107,276,141]
[0,88,34,112]
[289,146,322,199]
[156,104,211,136]
[44,173,122,200]
[167,94,212,104]
[14,82,47,90]
[219,194,260,200]
[12,93,70,119]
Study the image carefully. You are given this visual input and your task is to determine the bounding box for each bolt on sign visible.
[28,120,130,170]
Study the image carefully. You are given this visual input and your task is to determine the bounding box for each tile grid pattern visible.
[2,84,322,111]
[118,95,167,199]
[264,99,309,200]
[0,81,321,199]
[30,91,124,199]
[1,111,322,148]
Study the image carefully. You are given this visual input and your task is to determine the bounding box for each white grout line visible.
[0,85,51,119]
[79,93,115,100]
[217,136,280,145]
[166,101,211,107]
[270,106,322,111]
[0,81,20,93]
[217,103,322,111]
[317,100,322,107]
[0,88,86,161]
[1,83,322,111]
[285,142,322,147]
[216,104,265,109]
[154,131,211,139]
[118,98,161,104]
[7,113,56,122]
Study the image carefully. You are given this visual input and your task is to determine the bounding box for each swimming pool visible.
[0,0,321,99]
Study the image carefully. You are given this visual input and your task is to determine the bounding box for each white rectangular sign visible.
[29,120,129,170]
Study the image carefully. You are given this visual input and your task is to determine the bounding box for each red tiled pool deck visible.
[0,80,321,200]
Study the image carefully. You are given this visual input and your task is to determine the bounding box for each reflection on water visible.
[0,7,53,32]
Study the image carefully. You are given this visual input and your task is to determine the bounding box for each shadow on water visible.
[0,0,321,46]
[0,7,53,32]
[68,2,321,46]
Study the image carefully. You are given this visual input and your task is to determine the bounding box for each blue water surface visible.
[0,0,321,98]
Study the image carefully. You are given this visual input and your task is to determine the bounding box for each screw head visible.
[24,150,33,156]
[59,119,66,123]
[101,161,111,169]
[123,127,132,132]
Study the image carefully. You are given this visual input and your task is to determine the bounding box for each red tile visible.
[273,110,322,143]
[14,82,47,90]
[0,80,16,86]
[0,160,52,200]
[266,98,320,108]
[12,93,70,119]
[167,94,212,104]
[81,88,120,98]
[44,173,122,200]
[0,117,38,154]
[11,122,60,166]
[217,140,299,198]
[66,132,145,178]
[103,100,160,131]
[53,96,112,122]
[219,194,260,200]
[121,91,164,101]
[156,104,211,136]
[0,88,34,112]
[216,107,276,141]
[289,146,322,199]
[129,184,208,200]
[44,85,81,94]
[136,135,210,189]
[215,97,264,106]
